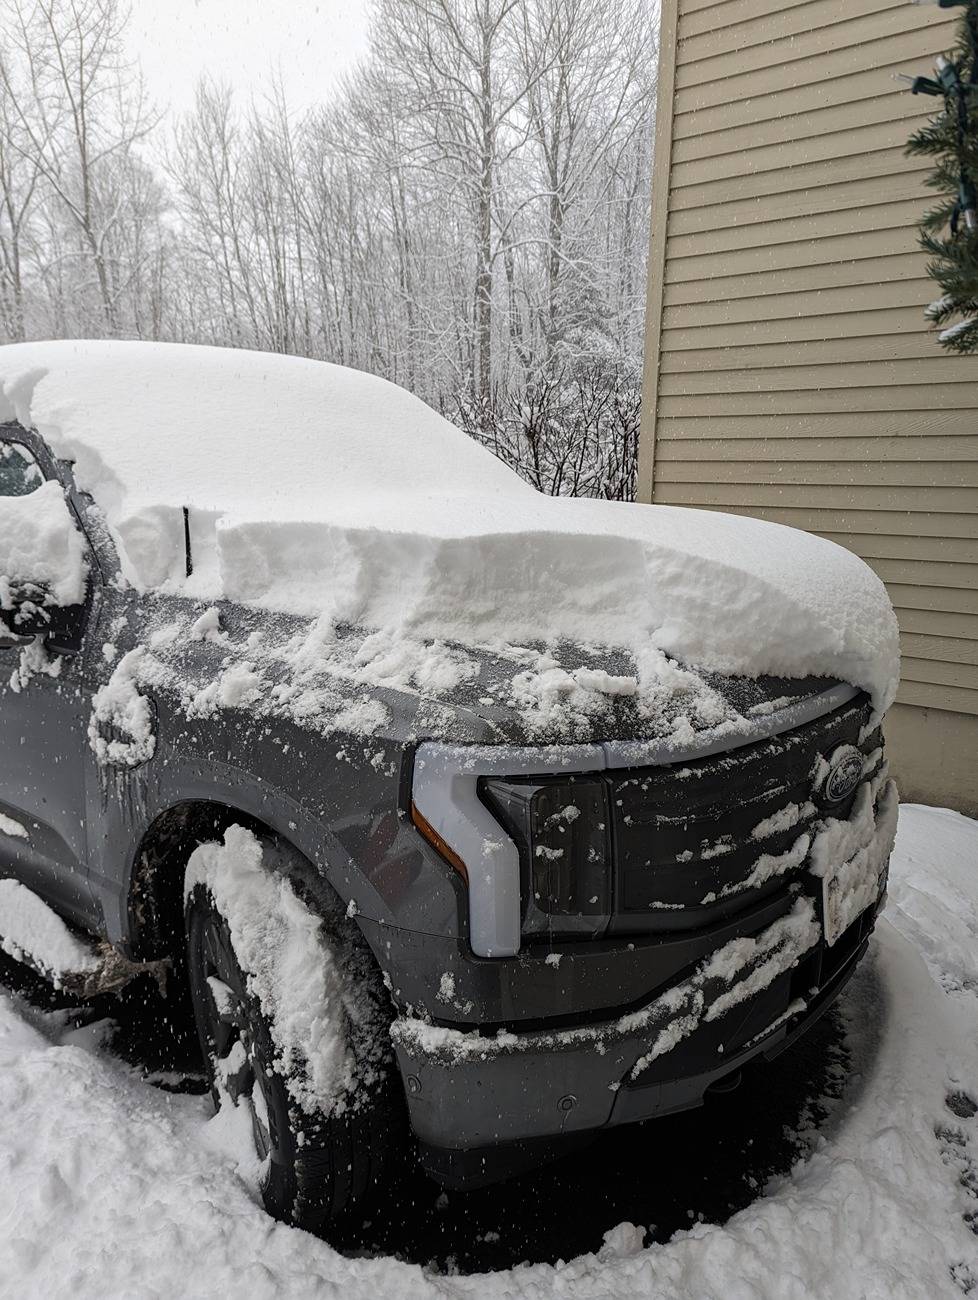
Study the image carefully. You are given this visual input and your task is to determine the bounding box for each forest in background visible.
[0,0,657,498]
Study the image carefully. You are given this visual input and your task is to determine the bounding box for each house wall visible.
[640,0,978,815]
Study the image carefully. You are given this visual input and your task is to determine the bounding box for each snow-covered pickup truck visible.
[0,340,900,1231]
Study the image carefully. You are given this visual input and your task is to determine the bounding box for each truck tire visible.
[183,827,399,1231]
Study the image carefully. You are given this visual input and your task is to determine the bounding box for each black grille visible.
[608,694,881,936]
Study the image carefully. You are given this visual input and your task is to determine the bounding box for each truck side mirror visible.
[0,476,90,653]
[0,580,87,651]
[1,579,55,634]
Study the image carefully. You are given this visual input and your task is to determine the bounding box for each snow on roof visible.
[0,340,900,713]
[0,339,524,521]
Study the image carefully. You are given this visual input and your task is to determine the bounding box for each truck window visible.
[0,442,43,497]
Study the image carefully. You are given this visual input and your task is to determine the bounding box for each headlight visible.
[410,740,607,958]
[479,776,611,940]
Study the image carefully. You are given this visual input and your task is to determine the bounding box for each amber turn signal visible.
[410,801,469,884]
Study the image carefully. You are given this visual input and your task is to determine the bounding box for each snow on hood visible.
[0,340,900,712]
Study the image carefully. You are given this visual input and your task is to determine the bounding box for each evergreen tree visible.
[906,0,978,353]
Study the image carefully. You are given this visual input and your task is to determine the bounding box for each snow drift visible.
[0,340,900,710]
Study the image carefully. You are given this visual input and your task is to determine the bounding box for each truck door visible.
[0,430,99,931]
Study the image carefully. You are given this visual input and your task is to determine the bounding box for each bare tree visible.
[366,0,551,404]
[519,0,654,363]
[0,0,658,500]
[0,48,41,339]
[0,0,157,333]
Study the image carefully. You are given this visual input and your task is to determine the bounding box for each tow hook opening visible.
[705,1067,743,1097]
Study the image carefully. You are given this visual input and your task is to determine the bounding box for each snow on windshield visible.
[0,341,899,713]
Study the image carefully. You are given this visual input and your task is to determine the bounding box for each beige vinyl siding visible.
[640,0,978,809]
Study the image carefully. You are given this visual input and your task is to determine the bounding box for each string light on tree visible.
[903,0,978,352]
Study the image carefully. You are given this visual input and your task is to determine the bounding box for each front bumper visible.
[393,894,880,1155]
[391,779,897,1173]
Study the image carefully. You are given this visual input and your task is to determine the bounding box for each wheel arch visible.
[127,800,284,961]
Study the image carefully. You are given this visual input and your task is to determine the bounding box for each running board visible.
[0,878,168,997]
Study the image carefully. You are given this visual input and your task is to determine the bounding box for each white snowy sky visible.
[126,0,371,119]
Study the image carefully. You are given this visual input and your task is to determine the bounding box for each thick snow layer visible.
[0,479,87,613]
[0,803,976,1297]
[0,341,900,711]
[184,825,367,1117]
[0,879,99,985]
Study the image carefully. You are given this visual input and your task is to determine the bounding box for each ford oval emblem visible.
[822,746,864,804]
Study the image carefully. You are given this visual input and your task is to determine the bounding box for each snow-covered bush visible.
[455,359,641,501]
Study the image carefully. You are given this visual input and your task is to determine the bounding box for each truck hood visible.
[131,598,862,753]
[207,492,899,719]
[398,635,862,753]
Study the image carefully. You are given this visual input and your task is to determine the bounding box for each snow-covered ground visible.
[0,802,976,1299]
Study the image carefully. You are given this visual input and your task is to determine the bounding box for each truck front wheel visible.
[183,825,398,1231]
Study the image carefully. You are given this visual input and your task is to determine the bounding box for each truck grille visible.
[608,694,880,935]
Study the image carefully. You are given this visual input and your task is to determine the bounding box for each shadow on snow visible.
[0,945,882,1275]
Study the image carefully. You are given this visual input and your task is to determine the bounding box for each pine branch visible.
[905,0,978,353]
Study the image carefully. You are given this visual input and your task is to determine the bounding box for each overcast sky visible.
[126,0,371,120]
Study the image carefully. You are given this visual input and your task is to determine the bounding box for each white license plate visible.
[820,852,887,947]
